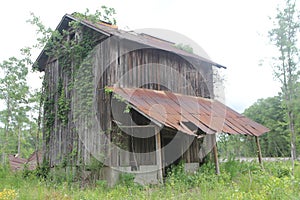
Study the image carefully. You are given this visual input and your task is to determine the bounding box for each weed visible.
[0,161,300,199]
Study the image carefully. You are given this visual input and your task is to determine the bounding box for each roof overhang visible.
[110,87,269,137]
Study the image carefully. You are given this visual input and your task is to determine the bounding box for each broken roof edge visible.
[109,87,270,137]
[109,87,217,137]
[34,13,227,71]
[120,97,200,137]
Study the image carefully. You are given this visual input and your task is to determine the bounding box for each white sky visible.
[0,0,284,112]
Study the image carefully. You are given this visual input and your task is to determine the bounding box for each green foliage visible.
[219,92,300,158]
[57,86,70,126]
[268,0,300,170]
[23,7,118,169]
[1,161,300,199]
[104,86,113,94]
[35,161,50,180]
[112,93,132,113]
[243,96,291,157]
[118,173,135,187]
[27,7,117,70]
[218,134,257,158]
[174,43,194,53]
[72,7,116,25]
[0,56,37,159]
[85,157,103,172]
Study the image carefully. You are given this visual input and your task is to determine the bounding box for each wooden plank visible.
[155,127,163,183]
[118,125,157,128]
[212,134,220,175]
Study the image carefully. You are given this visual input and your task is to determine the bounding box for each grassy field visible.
[0,160,300,200]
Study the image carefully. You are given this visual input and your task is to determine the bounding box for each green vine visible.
[174,43,194,54]
[105,87,132,114]
[43,79,54,141]
[28,7,117,170]
[58,87,70,126]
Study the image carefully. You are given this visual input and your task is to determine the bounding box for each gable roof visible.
[35,14,227,70]
[110,87,269,137]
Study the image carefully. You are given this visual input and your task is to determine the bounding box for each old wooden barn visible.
[35,13,269,185]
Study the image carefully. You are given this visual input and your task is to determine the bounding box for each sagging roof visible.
[8,155,27,171]
[35,14,227,70]
[110,87,269,137]
[8,151,42,171]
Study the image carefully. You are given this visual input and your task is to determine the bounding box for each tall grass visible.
[0,161,300,199]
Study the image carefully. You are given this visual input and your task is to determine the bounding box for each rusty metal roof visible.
[8,151,42,171]
[27,151,43,170]
[8,155,27,171]
[79,15,226,68]
[35,14,226,70]
[111,87,269,137]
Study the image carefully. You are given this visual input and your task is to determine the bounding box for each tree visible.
[218,94,298,159]
[243,96,290,157]
[268,0,300,173]
[0,57,30,162]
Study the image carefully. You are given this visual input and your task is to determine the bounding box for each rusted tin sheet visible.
[27,151,43,170]
[111,87,269,137]
[8,155,27,171]
[8,151,42,172]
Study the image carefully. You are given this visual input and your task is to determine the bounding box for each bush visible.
[118,173,135,187]
[35,161,50,180]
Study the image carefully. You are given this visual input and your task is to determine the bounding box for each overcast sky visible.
[0,0,285,112]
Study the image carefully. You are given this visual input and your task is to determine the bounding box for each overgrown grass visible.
[1,161,300,199]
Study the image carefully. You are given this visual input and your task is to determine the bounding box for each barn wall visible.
[95,38,213,98]
[43,60,78,167]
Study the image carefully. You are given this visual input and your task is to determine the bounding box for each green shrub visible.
[35,161,50,180]
[118,173,135,187]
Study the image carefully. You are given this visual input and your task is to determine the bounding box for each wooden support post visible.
[212,134,220,175]
[155,127,163,183]
[255,136,263,165]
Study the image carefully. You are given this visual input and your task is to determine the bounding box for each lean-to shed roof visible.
[110,87,269,137]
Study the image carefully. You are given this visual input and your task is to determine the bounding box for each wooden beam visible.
[126,104,163,128]
[118,125,157,128]
[155,127,163,183]
[255,136,263,166]
[212,134,220,175]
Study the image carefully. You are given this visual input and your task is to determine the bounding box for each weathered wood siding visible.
[43,60,78,166]
[96,38,213,98]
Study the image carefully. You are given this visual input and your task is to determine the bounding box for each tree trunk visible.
[18,126,21,156]
[288,111,296,174]
[36,87,44,167]
[3,97,10,164]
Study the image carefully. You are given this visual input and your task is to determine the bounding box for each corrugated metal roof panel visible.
[111,87,269,137]
[8,155,27,171]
